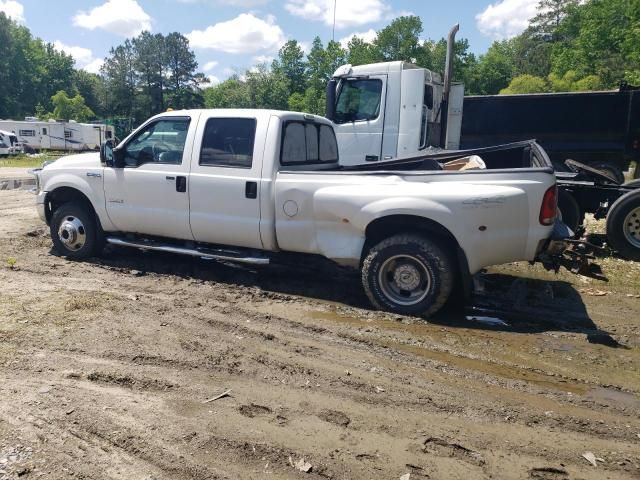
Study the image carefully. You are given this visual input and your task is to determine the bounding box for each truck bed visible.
[333,140,553,173]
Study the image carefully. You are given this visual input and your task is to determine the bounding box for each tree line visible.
[1,0,638,129]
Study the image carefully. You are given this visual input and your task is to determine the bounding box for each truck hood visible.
[46,152,101,170]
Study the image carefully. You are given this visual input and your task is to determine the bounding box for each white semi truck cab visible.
[326,26,464,166]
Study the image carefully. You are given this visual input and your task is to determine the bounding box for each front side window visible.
[281,121,338,165]
[123,118,190,166]
[42,128,48,135]
[19,129,35,137]
[334,79,383,124]
[200,118,256,168]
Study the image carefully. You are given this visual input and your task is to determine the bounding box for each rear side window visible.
[281,121,338,165]
[200,118,256,168]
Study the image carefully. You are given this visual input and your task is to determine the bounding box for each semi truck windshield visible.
[334,79,382,124]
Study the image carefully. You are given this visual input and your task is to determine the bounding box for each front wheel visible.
[606,190,640,261]
[50,203,103,260]
[361,234,455,317]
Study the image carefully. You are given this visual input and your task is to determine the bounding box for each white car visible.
[32,110,564,316]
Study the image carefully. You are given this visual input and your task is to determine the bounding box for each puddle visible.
[584,387,640,409]
[305,307,588,395]
[466,315,510,327]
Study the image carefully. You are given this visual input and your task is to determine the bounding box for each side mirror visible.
[100,140,114,166]
[325,79,338,122]
[100,140,125,168]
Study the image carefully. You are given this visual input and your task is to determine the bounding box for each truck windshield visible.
[334,79,382,124]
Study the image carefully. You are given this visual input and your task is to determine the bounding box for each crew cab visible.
[32,109,562,317]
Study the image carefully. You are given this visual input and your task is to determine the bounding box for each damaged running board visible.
[106,237,270,265]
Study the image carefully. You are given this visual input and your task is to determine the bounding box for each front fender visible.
[41,173,115,231]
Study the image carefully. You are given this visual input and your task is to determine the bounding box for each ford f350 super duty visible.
[32,109,563,317]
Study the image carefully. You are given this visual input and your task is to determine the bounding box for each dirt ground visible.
[0,189,639,480]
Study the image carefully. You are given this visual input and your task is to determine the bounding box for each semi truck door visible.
[333,76,386,166]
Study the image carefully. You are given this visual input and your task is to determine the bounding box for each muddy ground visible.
[0,189,639,480]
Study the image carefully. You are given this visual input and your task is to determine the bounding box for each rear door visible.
[333,76,386,165]
[188,113,265,249]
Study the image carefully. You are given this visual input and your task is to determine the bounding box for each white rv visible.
[0,120,114,152]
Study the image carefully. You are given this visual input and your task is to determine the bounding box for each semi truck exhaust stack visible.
[440,24,460,148]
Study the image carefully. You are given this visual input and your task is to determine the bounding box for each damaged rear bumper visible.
[537,221,606,280]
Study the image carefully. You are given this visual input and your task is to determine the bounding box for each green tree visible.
[50,90,95,121]
[72,70,106,118]
[272,40,307,95]
[469,40,517,95]
[133,31,165,115]
[500,75,550,94]
[164,32,202,109]
[246,64,290,110]
[374,16,423,62]
[203,76,251,108]
[102,40,137,120]
[346,36,383,66]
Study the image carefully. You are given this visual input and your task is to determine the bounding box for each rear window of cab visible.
[280,121,339,166]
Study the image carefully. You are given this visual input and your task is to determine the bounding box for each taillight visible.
[539,185,558,226]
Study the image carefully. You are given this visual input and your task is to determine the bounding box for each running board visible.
[106,237,270,265]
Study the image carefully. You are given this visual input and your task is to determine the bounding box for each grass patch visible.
[0,154,62,168]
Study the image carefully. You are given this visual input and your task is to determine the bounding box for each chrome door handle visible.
[86,172,102,178]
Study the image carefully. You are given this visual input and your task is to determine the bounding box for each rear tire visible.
[50,203,104,260]
[606,190,640,261]
[361,234,455,317]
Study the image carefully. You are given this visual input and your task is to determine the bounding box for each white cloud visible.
[187,13,286,54]
[385,9,414,21]
[53,40,103,74]
[73,0,152,37]
[0,0,24,22]
[476,0,539,39]
[207,74,221,84]
[83,58,105,74]
[285,0,389,29]
[253,54,274,64]
[203,61,219,71]
[339,28,377,48]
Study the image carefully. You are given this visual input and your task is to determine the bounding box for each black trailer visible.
[461,85,640,183]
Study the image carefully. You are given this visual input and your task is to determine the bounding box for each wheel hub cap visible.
[623,207,640,248]
[378,255,432,307]
[393,264,421,291]
[58,216,86,251]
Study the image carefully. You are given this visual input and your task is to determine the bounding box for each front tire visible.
[606,190,640,261]
[50,203,103,260]
[361,234,455,317]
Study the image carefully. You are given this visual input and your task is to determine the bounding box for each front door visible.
[333,75,387,166]
[103,116,196,240]
[188,114,263,249]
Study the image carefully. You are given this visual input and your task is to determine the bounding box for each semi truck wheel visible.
[557,189,583,234]
[361,234,454,317]
[606,190,640,261]
[50,202,104,260]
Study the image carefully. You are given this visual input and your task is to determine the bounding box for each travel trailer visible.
[0,120,115,152]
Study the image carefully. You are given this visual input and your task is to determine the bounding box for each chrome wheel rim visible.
[623,207,640,248]
[378,255,432,306]
[58,216,87,251]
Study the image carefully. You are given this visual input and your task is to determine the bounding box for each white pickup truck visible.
[32,109,564,316]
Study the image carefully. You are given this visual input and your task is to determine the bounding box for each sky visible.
[0,0,544,84]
